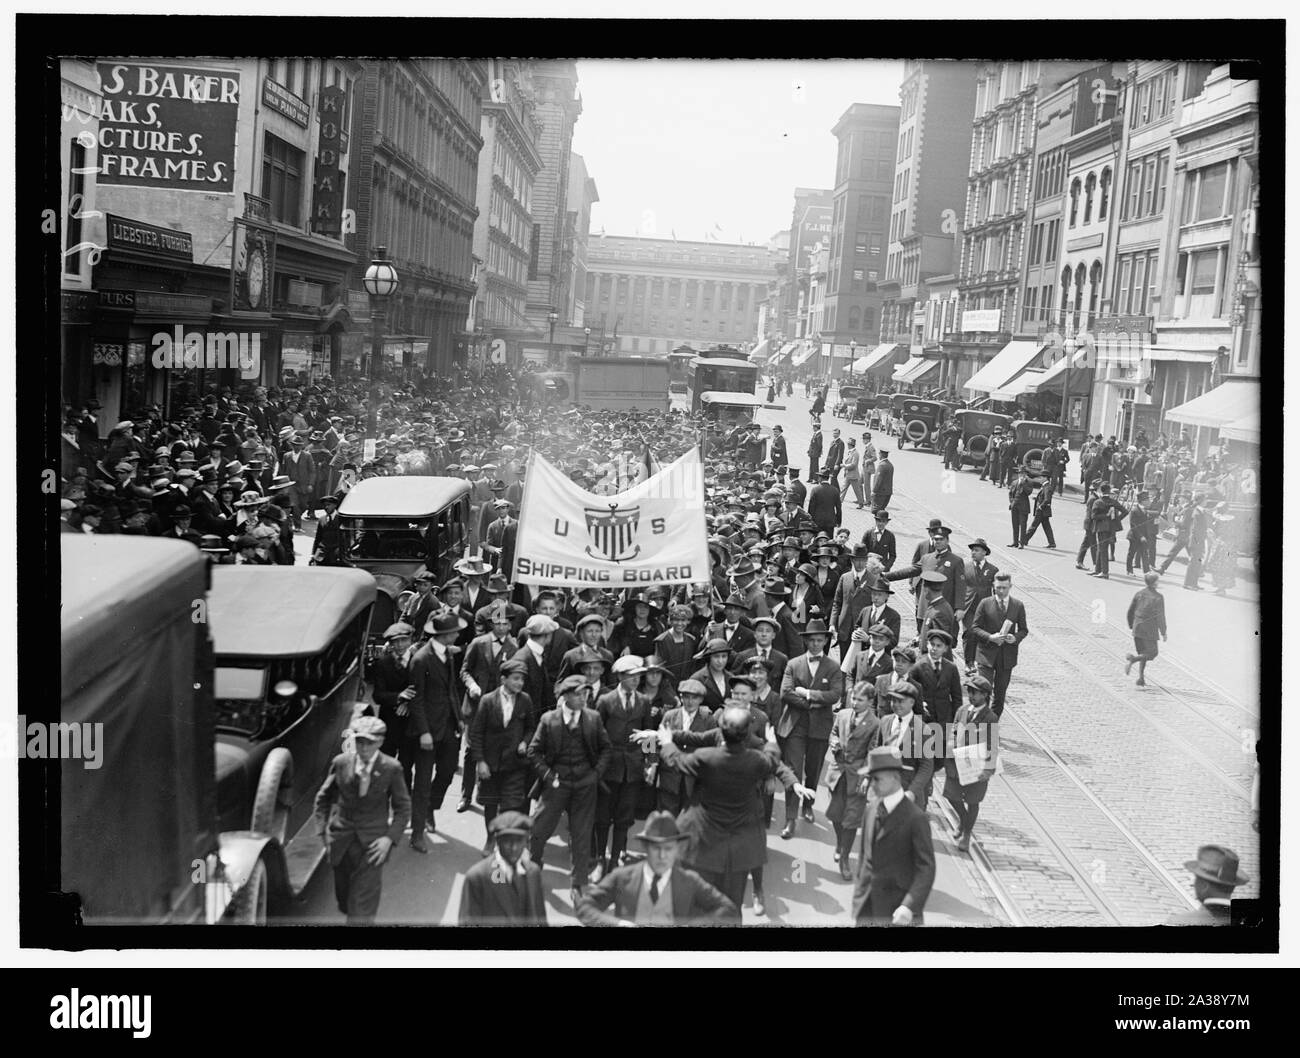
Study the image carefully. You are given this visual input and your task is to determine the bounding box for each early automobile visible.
[870,393,893,430]
[338,476,472,651]
[1007,419,1066,479]
[834,385,873,424]
[700,389,763,428]
[892,397,948,450]
[59,538,375,925]
[950,409,1014,470]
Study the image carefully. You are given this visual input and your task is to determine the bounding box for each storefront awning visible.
[791,342,816,366]
[964,340,1047,395]
[1219,410,1260,445]
[994,345,1090,398]
[1146,346,1220,363]
[855,342,907,375]
[749,338,772,361]
[1165,378,1258,430]
[893,357,939,384]
[772,341,798,364]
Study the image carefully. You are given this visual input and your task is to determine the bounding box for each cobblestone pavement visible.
[759,391,1260,925]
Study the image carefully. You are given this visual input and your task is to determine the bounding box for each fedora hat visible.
[799,619,831,638]
[759,578,791,597]
[485,572,511,593]
[725,556,759,579]
[722,591,752,611]
[866,745,906,775]
[425,611,468,636]
[1184,845,1248,888]
[634,811,690,845]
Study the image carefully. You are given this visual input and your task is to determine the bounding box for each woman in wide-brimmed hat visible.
[609,591,664,659]
[790,562,824,630]
[687,638,732,712]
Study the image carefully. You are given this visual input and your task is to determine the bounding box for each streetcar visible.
[668,349,695,394]
[686,354,759,414]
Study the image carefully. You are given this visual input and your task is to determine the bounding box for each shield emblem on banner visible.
[585,505,641,563]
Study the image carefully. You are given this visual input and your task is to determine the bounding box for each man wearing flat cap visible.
[576,811,736,926]
[458,811,547,926]
[468,657,537,843]
[372,623,415,758]
[314,715,411,925]
[943,674,999,852]
[527,674,613,906]
[852,744,935,926]
[1164,846,1248,925]
[457,604,521,810]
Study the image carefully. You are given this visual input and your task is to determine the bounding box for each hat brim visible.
[1183,861,1248,886]
[634,830,690,844]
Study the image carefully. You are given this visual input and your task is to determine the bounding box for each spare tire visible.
[905,419,928,443]
[966,434,990,458]
[1023,447,1046,474]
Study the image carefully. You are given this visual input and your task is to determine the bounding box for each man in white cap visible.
[591,655,654,881]
[313,715,411,925]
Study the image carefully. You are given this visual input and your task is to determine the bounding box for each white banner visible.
[512,448,709,588]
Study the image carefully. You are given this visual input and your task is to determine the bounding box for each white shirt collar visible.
[642,862,669,898]
[562,704,582,726]
[526,637,545,659]
[430,638,448,662]
[880,788,905,814]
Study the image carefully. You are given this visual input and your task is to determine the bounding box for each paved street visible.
[284,384,1258,927]
[758,387,1260,924]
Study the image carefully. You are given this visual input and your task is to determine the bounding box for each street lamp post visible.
[849,338,857,379]
[584,326,591,356]
[547,308,559,367]
[362,247,400,442]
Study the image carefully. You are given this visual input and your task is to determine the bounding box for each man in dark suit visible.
[468,658,536,839]
[861,510,897,569]
[484,499,519,577]
[1024,477,1057,548]
[577,811,736,926]
[729,618,789,691]
[840,622,896,695]
[943,675,999,852]
[458,811,547,926]
[314,716,411,925]
[707,593,757,653]
[557,613,616,686]
[656,680,716,814]
[785,468,807,509]
[806,470,842,535]
[406,612,468,852]
[908,629,964,797]
[870,450,893,511]
[916,570,959,648]
[1006,466,1034,548]
[855,577,901,647]
[886,522,966,637]
[370,622,415,760]
[592,656,656,878]
[807,424,823,479]
[830,544,877,659]
[527,675,613,904]
[960,540,999,673]
[767,425,789,478]
[824,428,845,489]
[852,745,936,926]
[457,606,519,811]
[659,706,814,916]
[776,620,844,837]
[509,614,557,721]
[968,571,1029,716]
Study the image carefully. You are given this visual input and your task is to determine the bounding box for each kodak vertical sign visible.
[312,85,346,237]
[512,449,709,588]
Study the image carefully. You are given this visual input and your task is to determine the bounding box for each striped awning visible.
[1165,379,1258,429]
[771,341,799,364]
[791,342,816,366]
[893,357,939,384]
[964,340,1048,395]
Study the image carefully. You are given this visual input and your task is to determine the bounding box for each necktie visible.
[514,868,528,914]
[873,805,887,848]
[358,763,370,798]
[998,600,1006,622]
[650,873,662,904]
[761,648,769,660]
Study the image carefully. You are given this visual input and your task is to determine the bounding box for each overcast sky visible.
[571,60,906,246]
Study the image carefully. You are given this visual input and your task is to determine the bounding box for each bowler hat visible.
[873,509,890,520]
[634,811,690,845]
[925,518,952,536]
[1184,845,1248,888]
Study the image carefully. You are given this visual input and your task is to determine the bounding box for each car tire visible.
[966,433,990,469]
[905,419,928,444]
[225,858,268,925]
[251,747,294,845]
[1024,447,1046,475]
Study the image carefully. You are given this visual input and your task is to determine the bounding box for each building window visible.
[1083,172,1096,224]
[1068,178,1081,227]
[1098,167,1112,221]
[65,138,86,276]
[1045,219,1060,263]
[262,132,305,226]
[1023,285,1038,325]
[1183,160,1233,225]
[869,235,882,255]
[855,233,868,254]
[1183,61,1216,101]
[528,223,540,279]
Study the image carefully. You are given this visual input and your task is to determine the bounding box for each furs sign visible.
[95,62,240,192]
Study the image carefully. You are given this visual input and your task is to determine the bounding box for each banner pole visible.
[511,448,539,586]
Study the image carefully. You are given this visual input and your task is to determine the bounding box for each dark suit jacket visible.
[408,642,461,742]
[763,603,803,658]
[845,645,895,692]
[969,595,1029,669]
[458,855,547,926]
[813,567,841,606]
[314,751,411,864]
[852,792,936,924]
[807,482,842,532]
[469,688,537,772]
[510,645,556,718]
[557,643,616,687]
[729,646,789,690]
[962,560,1000,629]
[705,620,756,654]
[576,862,736,926]
[778,652,844,741]
[595,687,655,783]
[787,480,808,507]
[871,458,894,499]
[830,569,876,641]
[861,528,896,569]
[825,438,845,471]
[907,656,964,734]
[658,705,716,797]
[461,632,519,704]
[526,707,612,788]
[855,602,902,647]
[886,548,966,616]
